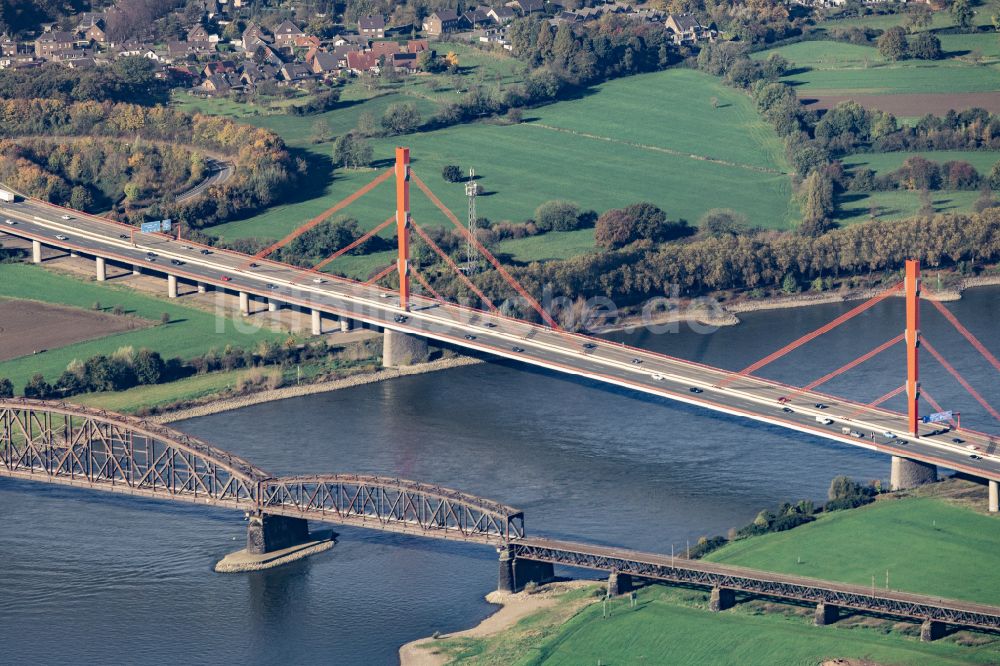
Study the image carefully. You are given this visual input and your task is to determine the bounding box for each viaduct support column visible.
[239,291,250,315]
[814,602,838,626]
[497,547,515,593]
[167,274,178,298]
[340,318,353,332]
[989,480,998,513]
[268,299,279,312]
[31,239,41,263]
[383,329,430,367]
[197,282,207,294]
[311,310,322,335]
[920,619,945,642]
[514,557,554,591]
[132,265,141,276]
[890,456,937,491]
[607,570,633,597]
[246,513,310,555]
[709,587,736,612]
[95,256,106,282]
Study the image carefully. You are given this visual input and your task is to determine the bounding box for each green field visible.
[524,586,997,666]
[757,39,1000,95]
[0,264,284,391]
[837,189,982,224]
[817,8,991,33]
[706,495,1000,605]
[843,150,1000,175]
[205,68,796,275]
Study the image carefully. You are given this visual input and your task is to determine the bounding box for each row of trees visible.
[846,156,999,193]
[876,26,943,61]
[23,347,168,399]
[0,58,170,105]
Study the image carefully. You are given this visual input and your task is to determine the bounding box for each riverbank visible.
[602,275,1000,333]
[404,480,1000,665]
[399,581,598,666]
[153,355,482,423]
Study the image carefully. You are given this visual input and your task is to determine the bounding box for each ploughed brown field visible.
[801,92,1000,116]
[0,298,149,361]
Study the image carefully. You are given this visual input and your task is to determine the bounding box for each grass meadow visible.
[203,68,796,276]
[0,263,284,392]
[757,39,1000,95]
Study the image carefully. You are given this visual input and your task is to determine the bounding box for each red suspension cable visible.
[728,283,904,383]
[365,263,397,286]
[252,169,392,261]
[922,338,1000,422]
[929,300,1000,375]
[803,334,904,393]
[312,217,394,273]
[848,384,905,418]
[411,171,562,330]
[410,220,499,314]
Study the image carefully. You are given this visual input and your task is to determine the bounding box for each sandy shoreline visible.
[398,581,596,666]
[152,356,482,423]
[601,276,1000,333]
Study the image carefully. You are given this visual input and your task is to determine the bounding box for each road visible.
[176,159,233,204]
[2,196,999,483]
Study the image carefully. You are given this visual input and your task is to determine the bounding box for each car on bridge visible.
[651,373,665,381]
[55,234,68,240]
[512,346,524,353]
[220,275,232,282]
[60,214,72,220]
[4,218,15,225]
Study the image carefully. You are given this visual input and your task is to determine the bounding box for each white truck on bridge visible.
[0,189,17,203]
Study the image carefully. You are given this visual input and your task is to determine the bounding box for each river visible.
[1,288,997,664]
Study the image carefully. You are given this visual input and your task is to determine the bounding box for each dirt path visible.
[526,122,787,175]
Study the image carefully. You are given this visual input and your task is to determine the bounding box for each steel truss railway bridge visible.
[1,398,999,640]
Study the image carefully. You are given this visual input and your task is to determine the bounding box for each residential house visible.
[487,7,516,24]
[203,60,236,78]
[370,41,401,59]
[311,51,340,77]
[201,73,232,95]
[664,14,714,44]
[359,16,386,39]
[390,52,417,73]
[346,50,379,74]
[272,20,305,48]
[406,39,429,54]
[188,25,212,43]
[83,22,107,44]
[423,10,460,36]
[331,44,360,68]
[34,31,77,58]
[241,23,270,51]
[279,62,314,83]
[0,36,19,56]
[506,0,545,14]
[459,7,492,30]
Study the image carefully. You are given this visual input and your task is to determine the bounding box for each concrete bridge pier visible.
[31,239,41,263]
[607,570,633,596]
[814,602,838,626]
[340,318,353,332]
[268,299,279,312]
[989,480,998,513]
[69,250,78,258]
[239,291,250,315]
[167,274,178,298]
[383,329,430,367]
[311,310,322,335]
[890,456,937,491]
[197,282,207,294]
[246,513,310,555]
[709,586,736,611]
[96,257,106,282]
[921,619,945,642]
[132,265,141,276]
[497,548,555,592]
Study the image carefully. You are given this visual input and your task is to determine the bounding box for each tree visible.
[442,165,463,182]
[877,26,909,61]
[905,3,933,33]
[0,377,13,398]
[595,202,688,248]
[24,373,53,399]
[950,0,975,31]
[356,111,377,137]
[69,185,93,211]
[909,32,942,60]
[799,171,835,237]
[380,103,421,135]
[534,200,582,232]
[781,272,799,294]
[331,133,373,168]
[134,349,165,385]
[699,209,750,237]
